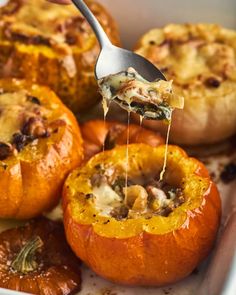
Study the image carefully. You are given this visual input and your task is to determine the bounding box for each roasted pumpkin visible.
[81,119,164,161]
[0,217,81,295]
[63,144,221,286]
[0,0,120,113]
[135,24,236,145]
[0,79,83,219]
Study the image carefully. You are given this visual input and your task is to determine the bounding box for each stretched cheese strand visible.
[125,111,130,196]
[102,97,110,153]
[159,111,173,181]
[139,115,144,126]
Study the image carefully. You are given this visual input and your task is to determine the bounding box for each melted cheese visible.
[0,0,96,57]
[0,90,28,142]
[136,24,236,86]
[0,90,45,143]
[92,183,122,215]
[1,0,80,38]
[159,113,172,181]
[98,67,184,120]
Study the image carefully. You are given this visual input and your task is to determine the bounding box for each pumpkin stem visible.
[11,236,43,274]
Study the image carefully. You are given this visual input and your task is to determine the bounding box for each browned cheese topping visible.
[0,89,64,160]
[0,0,109,53]
[136,24,236,91]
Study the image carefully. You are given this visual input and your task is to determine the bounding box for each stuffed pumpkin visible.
[135,24,236,145]
[0,0,120,113]
[0,79,83,219]
[63,144,221,286]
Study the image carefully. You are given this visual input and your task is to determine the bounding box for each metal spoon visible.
[71,0,166,81]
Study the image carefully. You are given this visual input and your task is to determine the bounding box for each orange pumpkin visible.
[0,218,81,294]
[0,79,83,219]
[63,144,221,286]
[81,119,164,161]
[0,0,120,113]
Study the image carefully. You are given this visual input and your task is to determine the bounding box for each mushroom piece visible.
[0,142,13,160]
[21,116,48,137]
[146,185,171,211]
[123,185,148,211]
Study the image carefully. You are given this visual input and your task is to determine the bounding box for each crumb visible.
[162,287,172,294]
[220,162,236,183]
[101,288,117,295]
[192,268,199,275]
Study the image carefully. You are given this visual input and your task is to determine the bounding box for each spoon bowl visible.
[95,45,166,81]
[72,0,166,82]
[71,0,170,120]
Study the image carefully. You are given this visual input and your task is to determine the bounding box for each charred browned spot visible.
[110,205,129,220]
[65,34,78,45]
[221,162,236,183]
[12,132,34,152]
[26,95,41,105]
[3,29,51,46]
[57,16,84,32]
[205,77,221,88]
[21,117,48,138]
[158,206,173,217]
[160,67,169,73]
[56,16,86,46]
[149,40,156,45]
[0,142,12,160]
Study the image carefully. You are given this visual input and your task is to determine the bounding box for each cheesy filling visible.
[135,24,236,88]
[98,67,184,121]
[0,90,42,142]
[0,89,50,160]
[90,167,184,219]
[0,0,94,51]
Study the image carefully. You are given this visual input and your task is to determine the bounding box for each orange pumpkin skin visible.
[0,79,83,219]
[63,144,221,286]
[0,218,81,295]
[81,120,164,161]
[0,0,120,113]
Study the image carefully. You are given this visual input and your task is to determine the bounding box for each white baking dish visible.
[0,0,235,294]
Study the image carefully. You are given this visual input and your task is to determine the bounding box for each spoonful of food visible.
[71,0,184,120]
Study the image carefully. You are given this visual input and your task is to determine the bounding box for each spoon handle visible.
[71,0,112,48]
